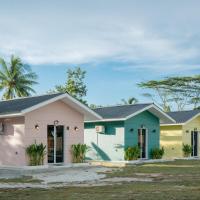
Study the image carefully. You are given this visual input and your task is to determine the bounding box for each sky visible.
[0,0,200,105]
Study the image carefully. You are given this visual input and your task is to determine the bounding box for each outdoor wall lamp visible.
[141,125,145,129]
[74,126,79,131]
[66,126,70,130]
[54,120,59,126]
[186,130,189,133]
[129,128,134,132]
[152,129,156,133]
[35,124,39,130]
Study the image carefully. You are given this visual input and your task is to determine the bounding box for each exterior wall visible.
[0,117,25,166]
[182,116,200,156]
[84,111,160,161]
[24,100,84,165]
[124,111,160,159]
[84,121,125,161]
[160,125,183,159]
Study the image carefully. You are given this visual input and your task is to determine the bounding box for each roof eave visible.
[21,93,102,121]
[0,113,23,119]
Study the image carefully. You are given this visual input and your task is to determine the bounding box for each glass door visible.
[47,125,64,163]
[138,129,147,159]
[191,131,198,157]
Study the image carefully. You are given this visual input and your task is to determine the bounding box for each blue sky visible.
[0,0,200,105]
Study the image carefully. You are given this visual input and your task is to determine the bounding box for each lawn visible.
[0,160,200,200]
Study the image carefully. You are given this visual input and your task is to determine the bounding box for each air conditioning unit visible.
[95,125,105,134]
[0,122,4,134]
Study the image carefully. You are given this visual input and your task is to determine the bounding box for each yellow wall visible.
[182,115,200,156]
[161,116,200,159]
[160,125,183,159]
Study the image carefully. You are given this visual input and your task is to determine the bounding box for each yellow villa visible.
[160,110,200,159]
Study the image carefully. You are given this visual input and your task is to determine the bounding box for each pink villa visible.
[0,93,101,166]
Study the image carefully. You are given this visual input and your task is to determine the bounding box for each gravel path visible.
[0,165,155,189]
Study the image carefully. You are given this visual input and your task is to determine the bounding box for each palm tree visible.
[0,55,38,100]
[121,97,138,105]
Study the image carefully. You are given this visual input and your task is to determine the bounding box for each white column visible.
[54,125,57,164]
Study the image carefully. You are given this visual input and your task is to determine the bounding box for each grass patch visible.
[0,160,200,199]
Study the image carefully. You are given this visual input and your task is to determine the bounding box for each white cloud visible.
[0,0,200,73]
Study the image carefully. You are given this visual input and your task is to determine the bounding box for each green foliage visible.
[0,55,38,100]
[138,75,200,111]
[89,104,103,109]
[71,143,89,163]
[51,67,87,104]
[121,97,138,105]
[124,146,140,161]
[182,144,192,157]
[26,142,46,166]
[150,147,164,159]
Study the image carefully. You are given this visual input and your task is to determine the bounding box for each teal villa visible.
[84,103,175,161]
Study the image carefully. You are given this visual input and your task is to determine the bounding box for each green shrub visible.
[26,142,46,166]
[182,144,192,157]
[150,147,164,159]
[124,146,140,161]
[71,143,89,163]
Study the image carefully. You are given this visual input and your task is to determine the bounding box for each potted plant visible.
[124,146,140,161]
[150,147,165,159]
[182,144,192,157]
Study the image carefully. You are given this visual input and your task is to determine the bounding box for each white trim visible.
[160,123,184,126]
[85,104,176,123]
[184,113,200,125]
[138,128,148,159]
[150,105,176,123]
[126,105,153,120]
[21,93,102,120]
[191,130,198,157]
[0,113,22,118]
[85,118,126,123]
[161,112,200,127]
[125,104,175,123]
[146,128,148,159]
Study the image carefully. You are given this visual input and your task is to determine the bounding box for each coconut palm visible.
[121,97,138,105]
[0,55,38,100]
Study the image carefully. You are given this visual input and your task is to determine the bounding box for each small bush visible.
[26,142,46,166]
[124,146,140,161]
[182,144,192,157]
[150,147,164,159]
[71,143,89,163]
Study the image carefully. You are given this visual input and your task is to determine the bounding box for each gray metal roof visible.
[0,93,63,115]
[93,103,152,119]
[167,110,200,124]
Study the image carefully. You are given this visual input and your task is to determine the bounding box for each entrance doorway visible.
[191,131,198,157]
[47,125,64,163]
[138,128,147,159]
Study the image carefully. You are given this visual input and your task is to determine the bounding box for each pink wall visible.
[0,100,84,166]
[0,117,25,166]
[24,100,84,165]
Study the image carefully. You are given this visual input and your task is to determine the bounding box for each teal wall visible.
[84,111,160,160]
[125,111,160,158]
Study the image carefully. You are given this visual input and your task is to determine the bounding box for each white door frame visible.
[138,128,148,159]
[191,130,198,157]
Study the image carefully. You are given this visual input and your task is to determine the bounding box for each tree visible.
[138,80,172,112]
[0,55,38,100]
[121,97,138,105]
[52,67,87,104]
[138,75,200,111]
[89,104,103,109]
